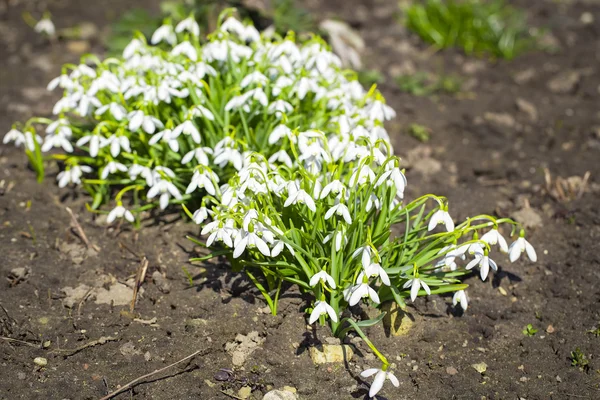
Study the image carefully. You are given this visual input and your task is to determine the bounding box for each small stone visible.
[152,271,171,294]
[546,325,555,334]
[498,287,508,296]
[446,366,458,375]
[514,68,536,85]
[511,207,543,229]
[282,386,297,393]
[238,386,252,399]
[66,40,91,54]
[580,12,594,25]
[17,372,26,380]
[144,351,152,361]
[262,389,298,400]
[484,112,515,128]
[309,344,354,364]
[516,98,538,122]
[471,362,487,374]
[34,357,48,367]
[520,376,529,382]
[556,375,562,382]
[548,70,580,94]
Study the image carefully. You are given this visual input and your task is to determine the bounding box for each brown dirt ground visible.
[1,0,599,399]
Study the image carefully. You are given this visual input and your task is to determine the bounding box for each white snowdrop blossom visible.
[509,236,537,263]
[310,270,336,289]
[403,277,431,302]
[428,209,455,232]
[175,17,200,37]
[453,290,468,311]
[34,17,55,36]
[466,252,498,281]
[56,165,92,188]
[309,301,338,324]
[147,179,182,210]
[107,204,135,223]
[360,368,400,398]
[347,282,380,306]
[358,263,391,286]
[481,228,509,253]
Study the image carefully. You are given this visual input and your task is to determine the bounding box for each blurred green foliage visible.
[408,123,431,142]
[404,0,537,59]
[395,72,462,96]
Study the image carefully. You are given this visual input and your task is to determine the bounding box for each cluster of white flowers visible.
[6,12,536,398]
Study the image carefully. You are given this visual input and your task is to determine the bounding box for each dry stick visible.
[0,337,40,348]
[97,349,204,400]
[65,207,100,252]
[577,171,591,200]
[130,257,149,312]
[51,336,118,357]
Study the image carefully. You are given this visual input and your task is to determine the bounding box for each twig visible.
[130,257,149,312]
[118,241,142,260]
[97,349,204,400]
[77,287,95,316]
[0,336,40,348]
[50,335,118,357]
[577,171,591,200]
[66,207,100,252]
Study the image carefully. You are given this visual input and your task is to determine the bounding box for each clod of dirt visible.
[471,362,487,374]
[547,70,580,94]
[57,240,96,265]
[514,68,536,85]
[61,284,92,308]
[484,112,515,128]
[7,267,30,286]
[225,331,265,367]
[404,146,442,176]
[511,207,543,229]
[152,271,171,294]
[515,98,538,122]
[94,282,134,306]
[119,341,142,360]
[263,389,298,400]
[238,386,252,399]
[308,344,354,364]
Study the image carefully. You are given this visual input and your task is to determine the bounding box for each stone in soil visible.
[262,389,298,400]
[309,344,354,364]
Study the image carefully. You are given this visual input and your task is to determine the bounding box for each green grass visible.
[395,72,462,96]
[404,0,537,60]
[408,124,431,142]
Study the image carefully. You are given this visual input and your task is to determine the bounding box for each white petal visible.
[525,241,537,262]
[360,368,379,378]
[410,280,420,302]
[369,370,386,398]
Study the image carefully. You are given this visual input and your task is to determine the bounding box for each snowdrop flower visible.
[360,367,399,398]
[309,301,338,324]
[34,17,55,36]
[367,100,396,121]
[365,193,381,212]
[481,228,508,253]
[172,120,201,143]
[181,147,213,165]
[151,24,176,46]
[107,204,135,223]
[149,129,180,152]
[100,135,131,158]
[267,100,293,116]
[241,72,268,88]
[233,229,271,258]
[453,290,468,311]
[128,111,163,134]
[129,164,153,186]
[466,252,498,281]
[213,146,243,171]
[100,161,127,179]
[56,165,92,188]
[352,246,374,269]
[320,180,345,199]
[347,282,380,306]
[192,207,210,224]
[358,263,391,286]
[189,105,215,121]
[309,270,336,289]
[76,134,101,157]
[376,167,407,199]
[171,41,198,61]
[403,277,431,302]
[41,132,73,153]
[509,236,537,263]
[427,209,454,232]
[268,150,293,168]
[294,77,319,100]
[147,179,182,210]
[323,229,347,252]
[175,17,200,36]
[271,237,295,257]
[268,124,294,145]
[3,129,39,150]
[123,39,145,59]
[324,200,352,224]
[284,182,316,212]
[186,169,218,195]
[202,219,235,248]
[350,165,376,186]
[95,103,127,121]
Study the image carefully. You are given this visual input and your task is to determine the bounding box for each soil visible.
[1,0,599,399]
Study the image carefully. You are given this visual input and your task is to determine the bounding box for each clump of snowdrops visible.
[5,11,537,398]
